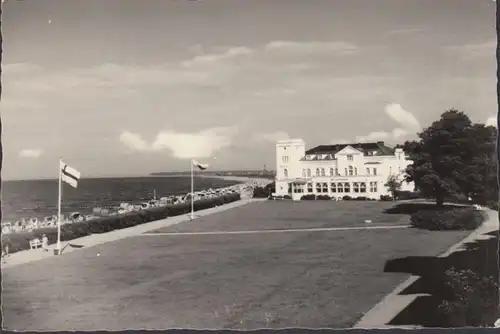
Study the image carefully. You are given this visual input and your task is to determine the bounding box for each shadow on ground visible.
[384,230,499,327]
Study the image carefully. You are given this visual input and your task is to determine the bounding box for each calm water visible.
[1,176,241,222]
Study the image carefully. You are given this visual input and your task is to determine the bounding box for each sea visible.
[1,176,242,222]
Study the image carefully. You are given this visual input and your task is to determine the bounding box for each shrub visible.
[283,195,292,200]
[380,195,393,201]
[394,190,422,200]
[316,195,331,200]
[439,268,499,327]
[2,193,241,254]
[352,196,369,201]
[301,194,316,200]
[253,186,269,198]
[410,207,485,231]
[342,195,352,201]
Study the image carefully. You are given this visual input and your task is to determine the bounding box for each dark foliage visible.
[380,195,393,201]
[283,195,292,200]
[387,232,499,327]
[410,207,485,231]
[3,193,241,254]
[252,182,275,198]
[403,110,497,206]
[342,195,352,201]
[394,190,422,200]
[300,194,316,200]
[316,195,331,200]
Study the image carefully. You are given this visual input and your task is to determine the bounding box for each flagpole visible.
[190,159,194,220]
[57,159,62,253]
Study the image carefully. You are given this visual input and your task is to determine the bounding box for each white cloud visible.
[265,40,359,55]
[486,115,497,127]
[120,126,238,159]
[355,131,390,143]
[253,131,291,143]
[347,104,420,145]
[384,103,421,131]
[181,46,254,68]
[19,149,42,158]
[443,40,496,60]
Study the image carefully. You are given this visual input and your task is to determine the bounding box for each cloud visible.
[120,126,238,159]
[345,104,420,144]
[19,149,42,158]
[180,47,254,68]
[486,115,497,127]
[265,40,359,55]
[384,103,421,131]
[443,40,496,60]
[253,131,291,143]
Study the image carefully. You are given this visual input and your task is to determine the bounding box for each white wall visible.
[275,139,415,199]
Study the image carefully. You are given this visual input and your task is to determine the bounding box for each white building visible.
[275,139,415,200]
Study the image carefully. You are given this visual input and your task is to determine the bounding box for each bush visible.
[2,193,241,254]
[301,194,316,200]
[439,268,499,327]
[410,207,485,231]
[342,195,352,201]
[395,190,422,200]
[380,195,393,201]
[316,195,331,200]
[352,196,369,201]
[253,186,269,198]
[283,195,292,200]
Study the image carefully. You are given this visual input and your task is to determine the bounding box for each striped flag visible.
[192,160,209,170]
[60,161,81,188]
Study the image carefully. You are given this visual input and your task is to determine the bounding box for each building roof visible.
[305,141,395,157]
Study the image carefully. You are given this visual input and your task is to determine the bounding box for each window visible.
[316,183,322,193]
[330,183,337,193]
[343,182,351,193]
[366,168,370,175]
[330,168,334,176]
[370,182,377,192]
[345,168,348,176]
[307,183,313,193]
[360,182,367,193]
[337,183,344,193]
[307,169,312,177]
[322,183,328,193]
[321,168,325,176]
[347,155,353,161]
[374,168,378,176]
[294,184,305,193]
[284,169,288,178]
[302,169,306,178]
[335,168,339,176]
[354,167,358,176]
[316,168,320,176]
[348,166,354,176]
[282,156,289,164]
[353,182,360,193]
[288,183,292,193]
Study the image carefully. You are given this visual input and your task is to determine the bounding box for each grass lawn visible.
[150,200,411,234]
[2,201,471,330]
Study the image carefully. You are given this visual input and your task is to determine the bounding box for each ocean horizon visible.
[1,176,242,222]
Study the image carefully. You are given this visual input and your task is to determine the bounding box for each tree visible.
[385,174,402,200]
[403,109,497,206]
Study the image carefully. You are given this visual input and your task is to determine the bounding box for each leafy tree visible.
[385,174,402,200]
[403,109,497,206]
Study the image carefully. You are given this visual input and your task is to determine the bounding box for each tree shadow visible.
[383,232,499,327]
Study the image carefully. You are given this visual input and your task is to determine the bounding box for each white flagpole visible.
[57,159,62,253]
[190,159,194,220]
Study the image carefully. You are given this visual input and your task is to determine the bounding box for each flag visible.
[60,161,81,188]
[192,160,209,170]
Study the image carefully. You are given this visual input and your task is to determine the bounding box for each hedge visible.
[410,207,485,231]
[252,182,275,198]
[2,193,241,254]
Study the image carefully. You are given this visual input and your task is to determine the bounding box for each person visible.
[42,234,49,251]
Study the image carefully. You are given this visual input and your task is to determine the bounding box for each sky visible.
[1,0,497,180]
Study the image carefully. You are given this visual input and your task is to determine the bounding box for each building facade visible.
[274,139,415,200]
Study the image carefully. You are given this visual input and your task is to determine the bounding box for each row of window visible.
[283,166,378,178]
[292,182,378,194]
